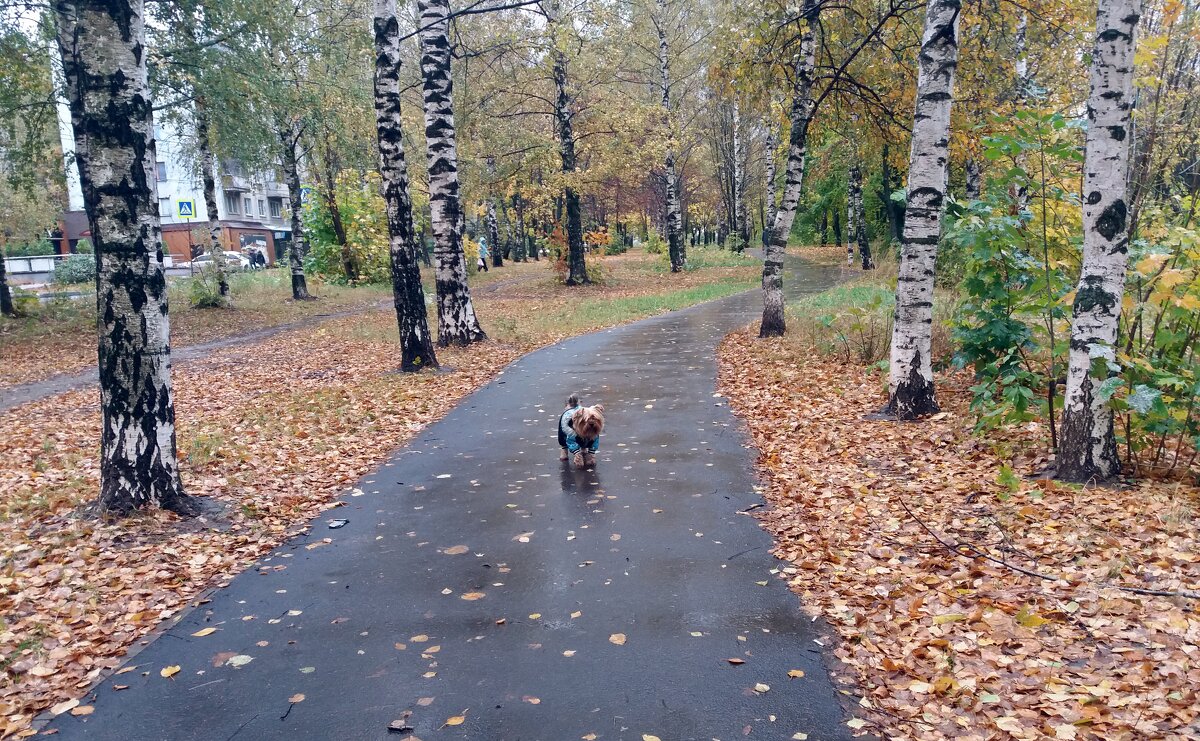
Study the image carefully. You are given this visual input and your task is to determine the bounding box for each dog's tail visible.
[566,393,580,408]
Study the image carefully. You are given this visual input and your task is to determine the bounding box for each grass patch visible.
[644,245,759,273]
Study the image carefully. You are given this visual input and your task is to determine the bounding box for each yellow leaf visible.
[932,613,965,624]
[288,693,305,704]
[787,669,805,678]
[445,715,466,726]
[460,592,486,601]
[160,665,181,678]
[191,627,217,637]
[754,682,770,693]
[609,633,627,645]
[847,718,867,730]
[1015,605,1049,629]
[70,705,94,716]
[643,735,662,741]
[443,545,469,555]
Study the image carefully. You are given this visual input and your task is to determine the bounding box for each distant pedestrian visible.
[477,237,489,273]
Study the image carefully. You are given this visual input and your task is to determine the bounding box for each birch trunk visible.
[193,96,227,299]
[418,0,486,343]
[884,0,962,419]
[486,157,503,267]
[514,193,527,261]
[847,165,860,267]
[1056,0,1141,482]
[965,158,981,201]
[373,0,438,371]
[0,245,15,317]
[759,3,817,338]
[856,168,873,269]
[279,122,311,300]
[763,124,779,249]
[732,101,748,246]
[55,0,196,516]
[548,0,588,284]
[656,0,684,272]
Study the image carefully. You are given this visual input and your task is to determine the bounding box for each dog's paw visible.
[572,451,585,468]
[559,448,569,461]
[583,452,596,467]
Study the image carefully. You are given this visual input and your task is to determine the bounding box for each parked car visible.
[179,251,251,271]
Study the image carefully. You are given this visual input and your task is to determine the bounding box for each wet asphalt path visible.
[47,258,854,741]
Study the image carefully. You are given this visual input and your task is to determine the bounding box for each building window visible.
[258,199,266,216]
[224,193,240,214]
[156,161,167,181]
[269,198,282,218]
[159,198,170,217]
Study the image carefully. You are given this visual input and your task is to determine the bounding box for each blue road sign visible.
[177,200,195,218]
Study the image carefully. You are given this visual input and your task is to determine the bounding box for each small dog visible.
[558,393,605,469]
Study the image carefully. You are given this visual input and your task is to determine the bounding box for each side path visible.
[47,258,855,741]
[0,301,388,413]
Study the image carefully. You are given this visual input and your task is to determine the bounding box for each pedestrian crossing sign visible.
[177,200,195,218]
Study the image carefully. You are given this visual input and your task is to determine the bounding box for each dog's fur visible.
[559,394,605,468]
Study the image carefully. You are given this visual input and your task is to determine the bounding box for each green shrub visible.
[53,254,95,284]
[643,235,665,254]
[7,240,55,257]
[186,264,229,308]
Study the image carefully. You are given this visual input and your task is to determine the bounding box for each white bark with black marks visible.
[656,0,684,272]
[850,164,873,269]
[1057,0,1141,482]
[885,0,961,419]
[55,0,196,516]
[194,96,228,299]
[732,101,748,245]
[763,123,778,249]
[547,0,588,284]
[847,164,860,267]
[373,0,438,372]
[418,0,486,342]
[760,1,817,338]
[486,157,503,267]
[279,121,310,300]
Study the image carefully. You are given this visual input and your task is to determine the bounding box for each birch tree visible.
[54,0,197,516]
[847,164,861,267]
[278,118,311,300]
[546,0,589,284]
[655,0,684,271]
[762,119,779,249]
[883,0,962,419]
[759,0,818,338]
[418,0,487,342]
[486,157,503,267]
[373,0,439,371]
[1055,0,1142,482]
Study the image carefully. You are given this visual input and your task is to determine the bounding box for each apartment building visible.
[53,92,294,264]
[153,119,293,265]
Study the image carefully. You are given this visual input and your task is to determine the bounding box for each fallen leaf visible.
[191,627,217,637]
[460,592,486,601]
[69,705,94,716]
[787,669,805,678]
[288,694,305,704]
[522,696,541,705]
[50,699,79,716]
[754,683,770,693]
[160,665,181,678]
[609,633,627,646]
[443,545,469,555]
[727,658,745,665]
[225,655,254,668]
[444,715,466,727]
[417,697,434,706]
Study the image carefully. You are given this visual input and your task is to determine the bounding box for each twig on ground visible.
[897,497,1200,601]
